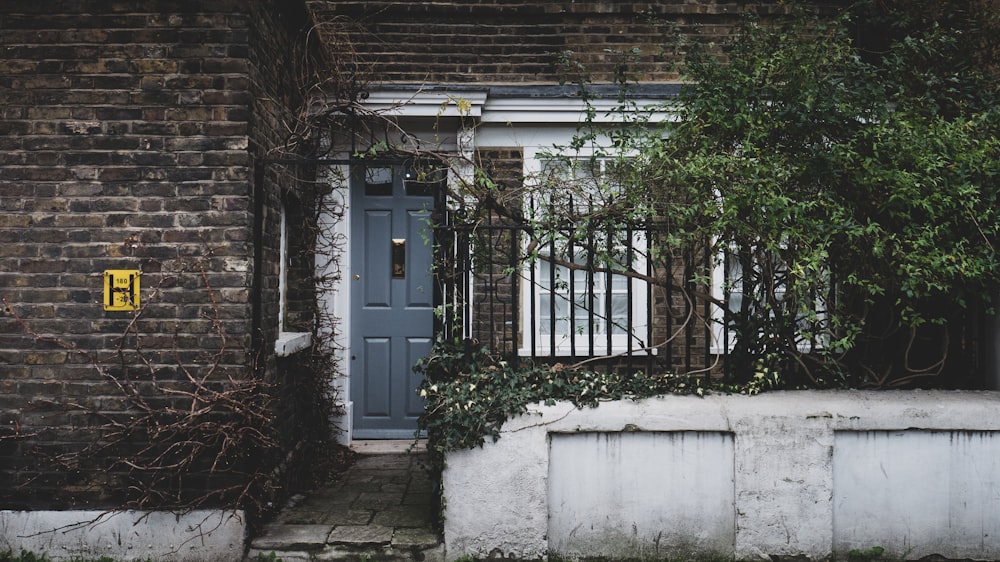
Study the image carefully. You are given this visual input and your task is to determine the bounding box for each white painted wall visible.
[441,391,1000,561]
[316,164,353,444]
[833,430,1000,558]
[0,510,245,562]
[549,432,735,559]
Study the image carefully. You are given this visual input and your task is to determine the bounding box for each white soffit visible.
[482,96,671,124]
[363,88,672,124]
[363,89,488,118]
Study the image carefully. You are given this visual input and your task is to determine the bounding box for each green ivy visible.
[415,338,784,458]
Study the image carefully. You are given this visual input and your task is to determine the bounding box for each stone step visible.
[246,522,443,561]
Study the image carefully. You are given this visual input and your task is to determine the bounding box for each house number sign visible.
[103,269,140,311]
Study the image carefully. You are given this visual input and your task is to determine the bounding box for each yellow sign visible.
[103,270,140,311]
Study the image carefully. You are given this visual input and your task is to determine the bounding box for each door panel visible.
[362,337,391,416]
[362,210,392,308]
[406,209,434,308]
[351,166,436,439]
[405,336,433,417]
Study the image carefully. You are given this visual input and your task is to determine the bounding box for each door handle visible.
[392,238,406,278]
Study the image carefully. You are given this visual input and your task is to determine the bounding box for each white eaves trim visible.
[481,96,672,124]
[363,88,674,124]
[364,89,488,118]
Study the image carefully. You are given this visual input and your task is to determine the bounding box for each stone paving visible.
[247,441,443,561]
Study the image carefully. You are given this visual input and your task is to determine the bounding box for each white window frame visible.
[275,203,312,357]
[709,244,829,355]
[709,247,741,355]
[518,153,651,357]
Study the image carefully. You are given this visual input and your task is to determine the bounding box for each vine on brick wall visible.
[3,257,280,518]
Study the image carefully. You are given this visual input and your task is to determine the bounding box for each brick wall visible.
[305,0,809,85]
[0,0,313,509]
[247,0,331,486]
[249,0,314,349]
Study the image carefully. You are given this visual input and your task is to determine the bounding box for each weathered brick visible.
[52,215,106,228]
[15,258,68,274]
[0,0,398,512]
[203,121,249,136]
[165,107,216,121]
[94,108,143,121]
[128,59,179,74]
[304,0,782,82]
[0,215,34,228]
[129,90,178,105]
[96,167,142,182]
[22,352,68,366]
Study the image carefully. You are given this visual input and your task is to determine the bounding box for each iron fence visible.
[433,212,723,377]
[432,211,993,387]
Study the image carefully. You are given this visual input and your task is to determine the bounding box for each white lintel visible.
[361,87,674,124]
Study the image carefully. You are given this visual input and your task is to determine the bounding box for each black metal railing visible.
[433,212,720,376]
[433,212,993,387]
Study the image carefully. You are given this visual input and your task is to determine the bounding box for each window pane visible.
[539,259,551,284]
[728,293,743,315]
[364,167,393,196]
[527,158,650,354]
[610,295,628,334]
[404,166,444,197]
[539,293,571,336]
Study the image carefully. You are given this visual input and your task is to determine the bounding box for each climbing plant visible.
[530,7,1000,388]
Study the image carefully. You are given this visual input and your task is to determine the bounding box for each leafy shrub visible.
[415,337,786,459]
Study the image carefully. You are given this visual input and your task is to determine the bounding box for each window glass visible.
[404,165,445,197]
[364,166,393,196]
[711,246,828,353]
[523,157,649,356]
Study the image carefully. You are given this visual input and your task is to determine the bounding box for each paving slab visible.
[276,510,327,525]
[353,491,404,509]
[401,492,434,507]
[324,509,374,526]
[326,524,394,545]
[372,506,433,528]
[391,527,440,549]
[250,524,333,551]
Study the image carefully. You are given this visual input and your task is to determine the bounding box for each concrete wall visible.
[0,510,245,562]
[442,390,1000,560]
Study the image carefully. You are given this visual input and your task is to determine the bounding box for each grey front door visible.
[350,165,435,439]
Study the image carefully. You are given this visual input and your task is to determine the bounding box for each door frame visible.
[346,159,445,439]
[318,160,442,445]
[317,92,484,443]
